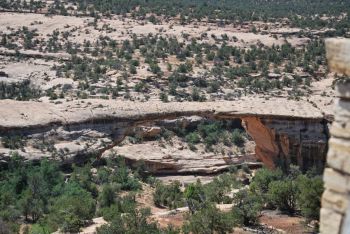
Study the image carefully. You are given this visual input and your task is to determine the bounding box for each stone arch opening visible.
[0,100,329,177]
[105,116,257,176]
[97,114,329,176]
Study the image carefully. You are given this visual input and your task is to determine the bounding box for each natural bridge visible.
[0,97,330,172]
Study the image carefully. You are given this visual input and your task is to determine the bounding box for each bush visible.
[185,132,200,144]
[98,185,116,208]
[183,202,234,234]
[191,87,201,101]
[160,92,169,102]
[97,208,160,234]
[149,62,161,74]
[99,195,137,221]
[250,167,284,196]
[208,81,220,93]
[231,129,245,147]
[0,80,41,101]
[134,81,147,92]
[250,166,324,219]
[1,136,26,149]
[28,224,53,234]
[231,189,262,226]
[109,157,141,191]
[198,122,222,139]
[96,168,110,184]
[99,205,120,222]
[184,181,204,201]
[296,175,324,219]
[268,179,297,213]
[153,181,184,209]
[48,182,96,233]
[130,65,137,74]
[70,164,98,197]
[203,173,240,203]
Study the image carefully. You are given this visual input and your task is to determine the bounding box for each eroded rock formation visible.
[0,98,330,173]
[242,117,328,170]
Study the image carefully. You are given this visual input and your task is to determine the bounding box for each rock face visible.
[0,98,330,173]
[320,39,350,234]
[104,142,257,175]
[242,117,279,169]
[243,117,328,170]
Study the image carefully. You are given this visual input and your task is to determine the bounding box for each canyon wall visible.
[0,99,329,173]
[242,117,328,171]
[320,39,350,234]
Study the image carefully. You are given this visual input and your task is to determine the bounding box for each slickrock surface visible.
[0,97,327,129]
[106,142,257,174]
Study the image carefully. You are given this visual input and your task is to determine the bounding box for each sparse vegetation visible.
[0,0,335,232]
[0,81,41,101]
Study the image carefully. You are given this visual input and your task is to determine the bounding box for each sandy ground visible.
[260,210,314,234]
[0,11,335,107]
[0,12,307,47]
[79,217,107,234]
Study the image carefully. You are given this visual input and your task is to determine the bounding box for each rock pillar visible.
[320,39,350,234]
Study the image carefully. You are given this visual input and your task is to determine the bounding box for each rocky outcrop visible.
[103,141,258,175]
[243,117,328,170]
[242,117,279,169]
[0,97,330,173]
[320,39,350,234]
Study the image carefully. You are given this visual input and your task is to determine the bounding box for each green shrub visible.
[134,81,146,92]
[231,129,245,147]
[153,181,184,209]
[106,157,141,191]
[296,175,324,219]
[183,202,234,234]
[203,173,240,203]
[268,179,297,213]
[48,182,96,233]
[0,81,41,101]
[241,164,251,174]
[70,164,98,197]
[231,189,262,226]
[191,87,201,101]
[97,208,160,234]
[160,92,169,102]
[96,168,110,184]
[130,65,137,74]
[98,185,116,208]
[185,132,200,144]
[208,81,220,93]
[99,195,137,221]
[29,224,53,234]
[1,136,26,149]
[184,182,203,202]
[250,167,284,196]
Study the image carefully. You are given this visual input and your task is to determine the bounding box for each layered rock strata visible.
[0,97,329,173]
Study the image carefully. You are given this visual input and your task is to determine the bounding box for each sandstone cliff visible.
[242,117,328,170]
[0,97,330,173]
